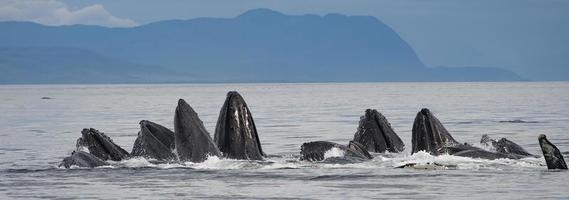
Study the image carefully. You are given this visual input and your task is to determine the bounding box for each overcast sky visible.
[1,0,568,80]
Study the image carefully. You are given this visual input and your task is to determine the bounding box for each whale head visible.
[353,109,404,153]
[214,91,264,160]
[131,120,176,161]
[75,128,129,161]
[174,99,221,163]
[411,108,459,155]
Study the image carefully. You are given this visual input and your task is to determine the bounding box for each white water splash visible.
[182,156,256,170]
[323,147,345,159]
[60,150,546,171]
[378,151,545,170]
[116,157,155,168]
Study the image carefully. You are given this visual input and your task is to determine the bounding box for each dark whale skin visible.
[539,134,568,170]
[353,109,404,153]
[214,91,264,160]
[60,151,109,168]
[480,134,534,157]
[412,108,527,160]
[76,128,129,161]
[174,99,221,163]
[131,120,176,161]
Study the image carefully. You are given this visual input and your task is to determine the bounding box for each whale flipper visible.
[76,128,130,161]
[538,134,568,170]
[131,120,176,161]
[174,99,221,163]
[59,151,109,168]
[480,134,534,157]
[300,141,372,162]
[353,109,404,153]
[411,108,460,155]
[214,91,264,160]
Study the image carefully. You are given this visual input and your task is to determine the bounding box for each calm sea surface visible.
[1,82,568,199]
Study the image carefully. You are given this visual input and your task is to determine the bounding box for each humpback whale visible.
[538,134,567,169]
[480,134,534,157]
[76,128,130,161]
[411,108,461,155]
[60,151,109,168]
[214,91,264,160]
[174,99,221,163]
[411,108,522,160]
[353,109,404,153]
[131,120,176,161]
[300,141,372,162]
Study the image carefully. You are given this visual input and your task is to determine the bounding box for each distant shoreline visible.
[2,80,561,87]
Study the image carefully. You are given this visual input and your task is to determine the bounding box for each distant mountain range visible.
[0,8,524,84]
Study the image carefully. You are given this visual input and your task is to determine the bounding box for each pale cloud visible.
[0,0,137,27]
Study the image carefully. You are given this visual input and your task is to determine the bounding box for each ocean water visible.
[0,82,568,199]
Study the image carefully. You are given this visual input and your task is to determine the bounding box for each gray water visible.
[1,82,568,199]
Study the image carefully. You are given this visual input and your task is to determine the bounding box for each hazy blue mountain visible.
[0,47,190,84]
[0,9,524,84]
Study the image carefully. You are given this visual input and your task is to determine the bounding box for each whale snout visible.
[177,99,186,106]
[420,108,431,116]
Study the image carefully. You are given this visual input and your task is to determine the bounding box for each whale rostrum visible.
[214,91,264,160]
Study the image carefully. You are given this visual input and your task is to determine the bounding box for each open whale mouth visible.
[131,120,176,161]
[139,120,175,150]
[76,128,130,161]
